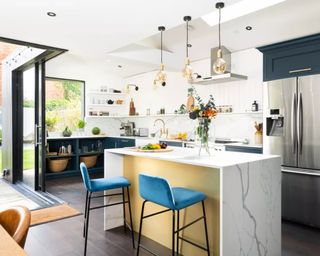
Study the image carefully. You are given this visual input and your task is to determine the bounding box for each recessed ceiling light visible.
[117,65,122,68]
[246,26,252,31]
[47,12,56,17]
[202,0,286,26]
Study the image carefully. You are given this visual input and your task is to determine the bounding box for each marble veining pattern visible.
[222,159,281,256]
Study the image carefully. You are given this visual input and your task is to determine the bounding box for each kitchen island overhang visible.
[104,147,281,256]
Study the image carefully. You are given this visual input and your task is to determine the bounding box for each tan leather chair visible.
[0,206,31,248]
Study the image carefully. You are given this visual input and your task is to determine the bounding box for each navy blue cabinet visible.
[118,138,135,148]
[225,145,262,154]
[159,140,183,147]
[258,34,320,81]
[106,137,135,148]
[46,137,107,179]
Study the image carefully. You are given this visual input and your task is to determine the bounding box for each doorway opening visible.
[0,37,66,197]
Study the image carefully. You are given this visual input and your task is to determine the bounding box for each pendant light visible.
[154,26,167,87]
[182,16,193,81]
[213,2,227,74]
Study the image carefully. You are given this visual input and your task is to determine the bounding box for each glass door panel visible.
[22,66,36,189]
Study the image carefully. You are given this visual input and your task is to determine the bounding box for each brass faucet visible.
[154,118,168,138]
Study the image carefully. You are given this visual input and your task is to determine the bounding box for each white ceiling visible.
[1,0,320,77]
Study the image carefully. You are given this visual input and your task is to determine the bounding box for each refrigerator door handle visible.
[291,92,297,154]
[297,92,303,154]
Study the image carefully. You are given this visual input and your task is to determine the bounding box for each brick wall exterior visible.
[0,42,20,106]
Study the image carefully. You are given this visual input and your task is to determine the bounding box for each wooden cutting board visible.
[135,148,174,153]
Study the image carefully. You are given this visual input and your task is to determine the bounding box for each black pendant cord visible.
[186,20,189,58]
[160,30,163,64]
[218,7,221,50]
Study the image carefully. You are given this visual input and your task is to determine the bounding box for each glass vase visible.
[195,118,212,156]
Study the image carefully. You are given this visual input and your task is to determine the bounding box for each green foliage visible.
[46,79,84,132]
[62,80,82,101]
[46,99,68,111]
[23,100,35,108]
[77,119,86,129]
[45,115,60,132]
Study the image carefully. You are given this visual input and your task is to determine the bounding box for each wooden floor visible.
[25,175,320,256]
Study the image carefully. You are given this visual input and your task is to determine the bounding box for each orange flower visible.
[203,108,217,118]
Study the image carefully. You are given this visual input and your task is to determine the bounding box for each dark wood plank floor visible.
[25,175,320,256]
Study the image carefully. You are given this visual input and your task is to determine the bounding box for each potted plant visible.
[46,115,60,137]
[77,119,86,135]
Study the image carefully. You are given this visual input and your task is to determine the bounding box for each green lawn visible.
[23,149,35,170]
[0,149,35,171]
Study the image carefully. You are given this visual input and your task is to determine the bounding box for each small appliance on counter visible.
[136,128,149,137]
[120,121,135,136]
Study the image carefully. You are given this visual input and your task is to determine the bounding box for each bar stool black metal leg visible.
[122,188,127,232]
[136,200,147,256]
[83,191,89,238]
[127,187,135,248]
[84,192,92,256]
[202,201,210,256]
[176,210,180,256]
[172,210,175,256]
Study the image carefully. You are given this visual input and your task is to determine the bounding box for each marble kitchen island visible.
[104,147,281,256]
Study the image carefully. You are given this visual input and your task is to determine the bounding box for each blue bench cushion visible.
[90,176,130,192]
[171,187,206,210]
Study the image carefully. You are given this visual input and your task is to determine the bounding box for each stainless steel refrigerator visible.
[264,74,320,228]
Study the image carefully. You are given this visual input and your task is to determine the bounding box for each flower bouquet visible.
[189,89,218,155]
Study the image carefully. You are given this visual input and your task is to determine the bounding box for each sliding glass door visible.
[22,66,36,189]
[14,62,46,191]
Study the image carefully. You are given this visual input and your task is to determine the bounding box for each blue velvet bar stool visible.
[80,162,135,256]
[136,173,210,256]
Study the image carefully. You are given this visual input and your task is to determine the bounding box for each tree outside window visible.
[45,78,85,133]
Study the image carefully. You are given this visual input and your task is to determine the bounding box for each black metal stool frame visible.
[136,200,210,256]
[83,187,135,256]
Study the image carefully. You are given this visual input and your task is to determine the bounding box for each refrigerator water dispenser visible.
[266,116,284,136]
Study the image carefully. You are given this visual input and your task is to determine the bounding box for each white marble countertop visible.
[105,147,278,169]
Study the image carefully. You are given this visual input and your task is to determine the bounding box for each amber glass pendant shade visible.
[182,57,193,81]
[213,49,227,74]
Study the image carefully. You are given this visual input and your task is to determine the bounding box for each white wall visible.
[117,48,264,143]
[46,49,264,144]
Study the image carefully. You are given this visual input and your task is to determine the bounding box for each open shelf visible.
[87,104,126,108]
[46,154,76,159]
[85,111,263,119]
[87,91,126,96]
[78,151,103,156]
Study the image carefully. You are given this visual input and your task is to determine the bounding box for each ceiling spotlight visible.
[47,12,56,17]
[246,26,252,31]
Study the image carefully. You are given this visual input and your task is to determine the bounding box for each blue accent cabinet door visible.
[258,34,320,81]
